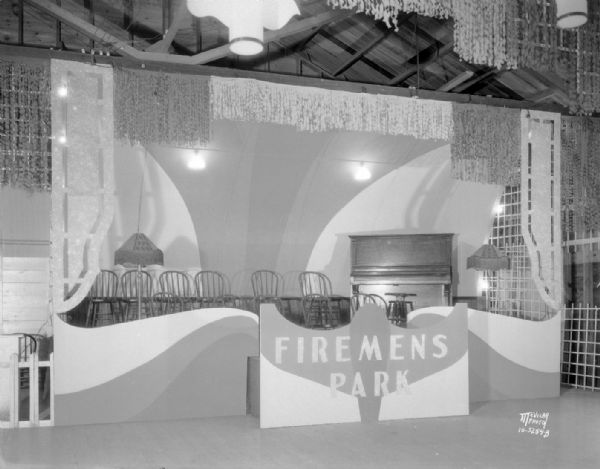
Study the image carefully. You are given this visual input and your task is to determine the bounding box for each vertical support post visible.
[30,353,39,425]
[49,352,55,425]
[9,353,18,428]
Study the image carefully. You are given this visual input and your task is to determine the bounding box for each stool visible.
[385,293,416,326]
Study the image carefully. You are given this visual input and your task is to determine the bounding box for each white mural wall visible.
[308,145,504,297]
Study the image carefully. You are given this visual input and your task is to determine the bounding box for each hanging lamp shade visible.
[187,0,300,56]
[556,0,588,29]
[114,233,164,267]
[467,244,510,271]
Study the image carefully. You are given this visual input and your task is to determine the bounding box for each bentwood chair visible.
[250,270,283,314]
[301,293,336,328]
[120,269,154,321]
[194,270,237,308]
[158,270,194,312]
[351,293,388,318]
[153,292,182,316]
[299,271,351,325]
[86,270,120,326]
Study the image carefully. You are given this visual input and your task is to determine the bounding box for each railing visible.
[1,334,53,428]
[561,305,600,391]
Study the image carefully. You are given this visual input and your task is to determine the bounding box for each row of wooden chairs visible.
[86,269,408,328]
[86,269,238,325]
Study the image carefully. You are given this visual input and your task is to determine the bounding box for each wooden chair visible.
[194,270,237,308]
[250,270,283,314]
[120,269,154,321]
[299,271,350,325]
[86,270,120,326]
[351,293,388,318]
[153,292,182,316]
[158,270,194,312]
[301,293,336,328]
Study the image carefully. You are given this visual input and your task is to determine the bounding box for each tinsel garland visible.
[0,59,52,192]
[114,67,210,148]
[561,116,600,233]
[210,77,453,141]
[326,0,452,29]
[450,104,520,185]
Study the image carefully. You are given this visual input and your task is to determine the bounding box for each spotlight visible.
[188,150,206,170]
[354,163,372,181]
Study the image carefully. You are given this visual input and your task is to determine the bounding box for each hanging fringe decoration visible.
[114,67,210,148]
[561,116,600,233]
[210,76,453,141]
[326,0,452,29]
[0,59,52,192]
[450,104,521,185]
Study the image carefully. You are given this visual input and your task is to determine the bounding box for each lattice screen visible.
[562,306,600,391]
[485,186,552,320]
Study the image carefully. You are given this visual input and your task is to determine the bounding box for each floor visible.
[1,388,598,469]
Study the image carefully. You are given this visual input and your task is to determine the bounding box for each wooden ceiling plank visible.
[24,0,348,65]
[0,42,568,114]
[436,70,474,92]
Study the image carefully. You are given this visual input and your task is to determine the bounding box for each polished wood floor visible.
[1,388,598,469]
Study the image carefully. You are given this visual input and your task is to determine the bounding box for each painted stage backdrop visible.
[53,309,258,426]
[409,307,561,402]
[259,303,470,429]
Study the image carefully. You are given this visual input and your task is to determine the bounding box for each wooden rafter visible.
[319,29,395,80]
[331,31,393,76]
[145,0,189,53]
[437,70,474,92]
[387,41,453,86]
[452,69,497,93]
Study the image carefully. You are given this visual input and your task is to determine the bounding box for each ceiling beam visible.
[387,41,453,86]
[436,70,474,92]
[332,30,390,77]
[528,88,556,103]
[146,1,189,53]
[329,15,416,78]
[452,69,497,93]
[0,42,568,114]
[319,29,395,80]
[24,0,348,66]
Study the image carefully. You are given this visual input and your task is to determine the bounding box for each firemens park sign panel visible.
[259,303,469,428]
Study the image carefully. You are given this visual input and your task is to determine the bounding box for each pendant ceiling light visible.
[556,0,588,29]
[187,0,300,56]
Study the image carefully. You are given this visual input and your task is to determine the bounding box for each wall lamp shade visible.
[556,0,588,29]
[467,244,510,271]
[187,0,300,56]
[114,233,164,267]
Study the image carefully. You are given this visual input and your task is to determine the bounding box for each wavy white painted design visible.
[379,353,469,420]
[412,306,561,374]
[260,354,360,429]
[54,308,258,394]
[468,308,560,374]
